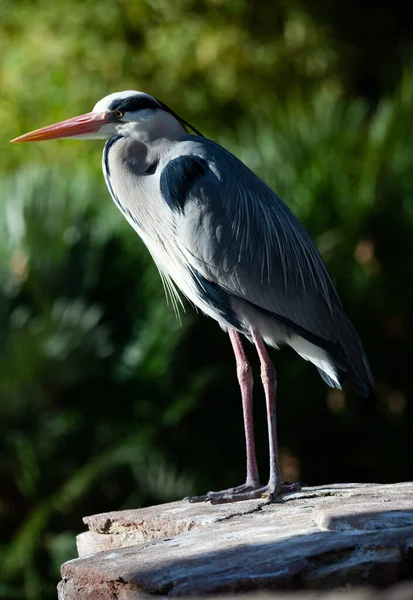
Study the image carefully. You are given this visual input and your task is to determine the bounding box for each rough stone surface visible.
[58,482,413,599]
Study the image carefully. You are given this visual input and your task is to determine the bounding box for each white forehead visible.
[93,90,155,112]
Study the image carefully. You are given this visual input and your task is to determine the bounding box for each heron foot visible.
[264,481,302,504]
[187,481,301,504]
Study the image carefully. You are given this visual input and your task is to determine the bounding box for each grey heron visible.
[12,90,373,503]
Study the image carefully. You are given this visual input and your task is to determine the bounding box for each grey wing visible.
[162,140,339,340]
[160,139,373,396]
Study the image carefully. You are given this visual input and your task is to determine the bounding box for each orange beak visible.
[11,111,111,143]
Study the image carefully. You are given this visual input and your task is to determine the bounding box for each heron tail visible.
[328,309,374,398]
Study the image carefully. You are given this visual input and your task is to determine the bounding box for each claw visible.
[186,481,301,504]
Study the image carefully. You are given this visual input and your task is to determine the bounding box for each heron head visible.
[11,91,201,143]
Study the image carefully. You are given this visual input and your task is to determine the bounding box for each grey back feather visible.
[174,139,340,339]
[104,133,373,395]
[169,139,373,394]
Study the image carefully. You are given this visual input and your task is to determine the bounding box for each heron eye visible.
[114,110,124,119]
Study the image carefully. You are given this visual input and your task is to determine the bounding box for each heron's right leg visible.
[228,329,260,488]
[188,330,260,503]
[188,328,301,504]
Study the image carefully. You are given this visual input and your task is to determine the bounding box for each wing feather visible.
[160,139,373,395]
[168,142,339,341]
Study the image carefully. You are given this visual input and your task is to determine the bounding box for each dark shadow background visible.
[1,0,413,597]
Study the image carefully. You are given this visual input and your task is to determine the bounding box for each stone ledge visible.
[58,482,413,599]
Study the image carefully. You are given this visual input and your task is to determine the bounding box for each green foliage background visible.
[1,0,413,597]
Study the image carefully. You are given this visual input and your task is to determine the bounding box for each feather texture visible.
[103,132,373,397]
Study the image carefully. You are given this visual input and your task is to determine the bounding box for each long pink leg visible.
[228,329,260,488]
[188,328,300,504]
[250,327,281,496]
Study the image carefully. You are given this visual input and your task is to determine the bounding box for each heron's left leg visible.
[188,329,300,504]
[250,328,300,501]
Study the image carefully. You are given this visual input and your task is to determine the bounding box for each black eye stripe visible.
[109,96,160,113]
[108,94,204,137]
